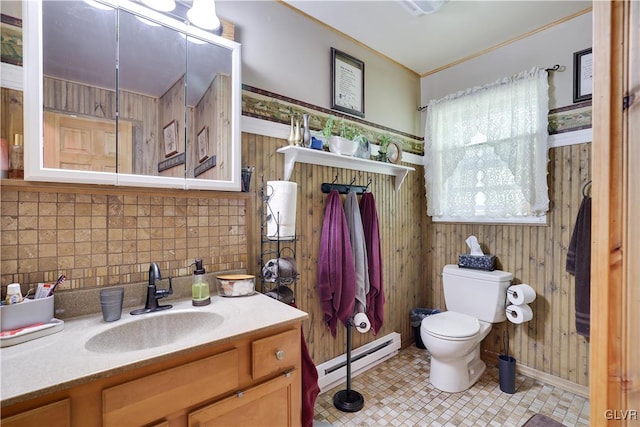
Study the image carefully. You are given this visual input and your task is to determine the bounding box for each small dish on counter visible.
[216,274,256,297]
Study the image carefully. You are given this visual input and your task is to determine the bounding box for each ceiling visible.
[283,0,592,76]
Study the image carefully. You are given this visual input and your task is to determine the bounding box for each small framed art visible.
[197,126,209,163]
[163,120,178,158]
[573,48,592,103]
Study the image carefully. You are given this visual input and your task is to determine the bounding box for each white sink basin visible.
[85,310,223,353]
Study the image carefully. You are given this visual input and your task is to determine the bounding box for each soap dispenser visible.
[191,258,211,306]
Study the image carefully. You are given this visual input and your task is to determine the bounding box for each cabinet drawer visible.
[103,349,238,427]
[2,399,70,427]
[251,328,299,380]
[188,369,298,427]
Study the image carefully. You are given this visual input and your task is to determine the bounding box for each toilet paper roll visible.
[353,312,371,333]
[266,181,297,240]
[507,284,536,305]
[506,304,533,324]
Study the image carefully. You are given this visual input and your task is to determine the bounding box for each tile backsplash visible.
[1,184,249,298]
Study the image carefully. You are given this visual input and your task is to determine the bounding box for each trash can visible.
[410,308,440,349]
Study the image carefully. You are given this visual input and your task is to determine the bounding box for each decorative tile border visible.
[241,85,425,155]
[242,85,593,155]
[548,100,592,134]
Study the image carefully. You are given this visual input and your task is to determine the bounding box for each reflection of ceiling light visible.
[180,33,207,44]
[83,0,114,11]
[140,0,176,13]
[397,0,448,16]
[187,0,221,31]
[136,16,161,26]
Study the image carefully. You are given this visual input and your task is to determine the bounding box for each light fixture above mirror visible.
[187,0,221,31]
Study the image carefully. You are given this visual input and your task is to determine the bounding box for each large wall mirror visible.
[24,0,241,190]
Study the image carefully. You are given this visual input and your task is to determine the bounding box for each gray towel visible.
[566,196,591,337]
[344,191,370,314]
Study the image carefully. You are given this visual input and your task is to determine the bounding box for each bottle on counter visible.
[191,258,211,306]
[5,283,23,305]
[9,134,24,179]
[1,137,9,179]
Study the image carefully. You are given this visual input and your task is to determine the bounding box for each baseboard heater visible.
[315,332,401,393]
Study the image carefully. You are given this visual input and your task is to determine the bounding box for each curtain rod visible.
[417,64,562,112]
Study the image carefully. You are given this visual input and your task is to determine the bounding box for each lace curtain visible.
[423,67,550,220]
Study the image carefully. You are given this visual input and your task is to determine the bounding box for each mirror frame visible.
[23,0,242,191]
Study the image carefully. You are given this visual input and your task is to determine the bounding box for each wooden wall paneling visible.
[242,132,430,364]
[1,88,24,143]
[158,77,185,178]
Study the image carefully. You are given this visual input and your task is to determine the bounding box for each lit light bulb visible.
[187,0,221,31]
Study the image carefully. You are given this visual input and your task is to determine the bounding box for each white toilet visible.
[420,264,512,393]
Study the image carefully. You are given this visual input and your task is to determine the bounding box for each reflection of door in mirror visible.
[42,1,118,171]
[43,111,132,173]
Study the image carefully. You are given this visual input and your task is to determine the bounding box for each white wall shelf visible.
[277,146,415,190]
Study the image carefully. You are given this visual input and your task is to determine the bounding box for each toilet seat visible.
[422,311,480,340]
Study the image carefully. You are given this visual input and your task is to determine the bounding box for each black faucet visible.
[130,262,173,315]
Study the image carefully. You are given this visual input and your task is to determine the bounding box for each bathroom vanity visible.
[0,295,306,427]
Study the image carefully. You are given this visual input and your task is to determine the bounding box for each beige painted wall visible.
[217,0,422,136]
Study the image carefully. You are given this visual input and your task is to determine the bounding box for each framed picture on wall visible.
[163,120,178,158]
[331,48,365,118]
[1,14,22,66]
[573,48,593,103]
[197,126,209,163]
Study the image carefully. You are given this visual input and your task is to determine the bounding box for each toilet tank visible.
[442,264,512,323]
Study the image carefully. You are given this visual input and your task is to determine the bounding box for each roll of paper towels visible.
[266,181,297,240]
[506,304,533,324]
[353,312,371,333]
[507,284,536,305]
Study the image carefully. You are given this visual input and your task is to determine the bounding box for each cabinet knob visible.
[236,390,244,398]
[275,350,285,360]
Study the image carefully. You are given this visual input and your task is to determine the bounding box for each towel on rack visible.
[360,192,385,335]
[344,190,370,314]
[566,196,591,337]
[318,190,356,337]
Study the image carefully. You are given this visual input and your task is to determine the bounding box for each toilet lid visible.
[421,311,480,338]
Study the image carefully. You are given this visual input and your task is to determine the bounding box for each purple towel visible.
[566,196,591,337]
[318,190,356,337]
[291,303,320,427]
[360,192,385,335]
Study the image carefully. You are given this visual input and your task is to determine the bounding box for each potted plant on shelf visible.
[376,134,392,162]
[322,115,360,156]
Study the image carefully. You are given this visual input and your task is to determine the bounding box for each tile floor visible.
[313,346,590,427]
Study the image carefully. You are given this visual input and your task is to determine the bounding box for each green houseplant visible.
[376,134,392,162]
[322,116,361,156]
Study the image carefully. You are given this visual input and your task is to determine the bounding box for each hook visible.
[364,177,372,192]
[346,176,357,193]
[331,174,338,185]
[582,179,592,197]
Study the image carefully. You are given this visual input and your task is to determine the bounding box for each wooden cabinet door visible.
[103,349,238,427]
[2,399,70,427]
[188,370,300,427]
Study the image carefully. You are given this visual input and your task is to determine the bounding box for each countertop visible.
[0,293,307,407]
